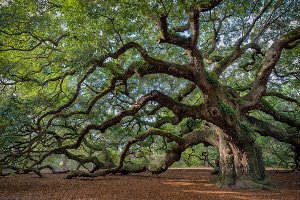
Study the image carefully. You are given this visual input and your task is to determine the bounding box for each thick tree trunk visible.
[149,123,271,189]
[217,134,270,189]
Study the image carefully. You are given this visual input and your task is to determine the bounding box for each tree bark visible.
[217,133,270,189]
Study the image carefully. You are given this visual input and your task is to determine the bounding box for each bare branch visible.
[256,100,300,129]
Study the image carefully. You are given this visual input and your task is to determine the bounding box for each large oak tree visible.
[0,0,299,189]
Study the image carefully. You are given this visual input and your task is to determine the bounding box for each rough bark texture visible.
[150,124,270,188]
[218,138,269,188]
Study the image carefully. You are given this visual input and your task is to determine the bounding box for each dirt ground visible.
[0,169,299,200]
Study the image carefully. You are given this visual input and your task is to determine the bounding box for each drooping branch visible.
[62,149,109,170]
[42,67,136,129]
[37,42,195,128]
[263,92,300,107]
[153,124,218,174]
[83,138,115,172]
[256,100,300,129]
[74,90,204,148]
[66,128,186,178]
[37,165,70,174]
[247,116,300,149]
[0,165,46,178]
[36,63,100,128]
[66,123,220,179]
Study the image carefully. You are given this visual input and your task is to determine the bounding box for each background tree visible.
[0,0,299,189]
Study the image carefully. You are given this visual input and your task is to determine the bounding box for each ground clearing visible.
[0,169,299,200]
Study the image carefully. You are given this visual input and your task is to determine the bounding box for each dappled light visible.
[163,181,195,186]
